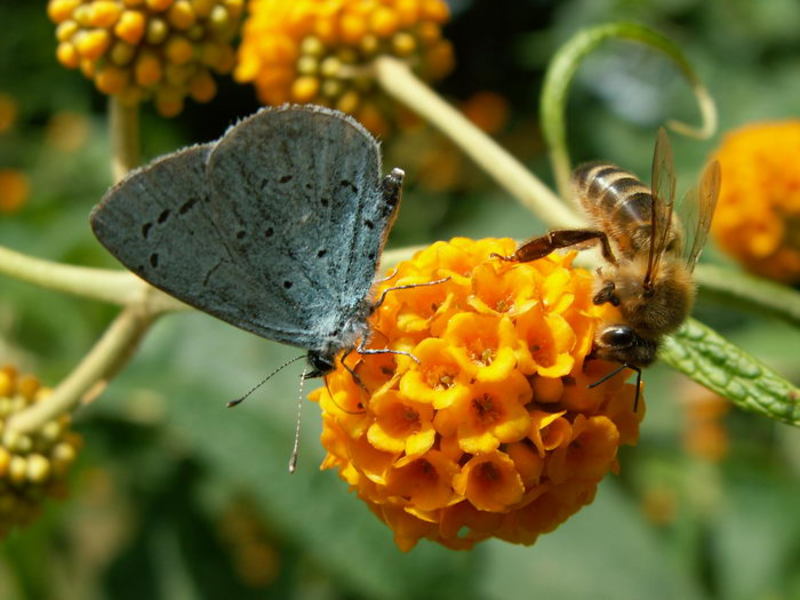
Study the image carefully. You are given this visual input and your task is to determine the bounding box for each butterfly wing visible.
[91,105,396,352]
[204,104,397,351]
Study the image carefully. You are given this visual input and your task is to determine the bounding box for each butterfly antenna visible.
[288,365,308,474]
[227,355,306,407]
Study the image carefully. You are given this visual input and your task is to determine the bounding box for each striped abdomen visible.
[572,162,679,260]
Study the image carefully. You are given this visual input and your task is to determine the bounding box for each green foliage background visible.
[2,1,800,598]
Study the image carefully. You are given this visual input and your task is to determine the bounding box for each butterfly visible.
[91,104,404,379]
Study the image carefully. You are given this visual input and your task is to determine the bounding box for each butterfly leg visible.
[356,343,421,365]
[324,358,369,415]
[339,348,369,392]
[492,229,617,265]
[374,266,399,285]
[371,276,450,310]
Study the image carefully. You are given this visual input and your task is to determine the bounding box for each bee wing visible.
[645,127,677,289]
[683,159,721,272]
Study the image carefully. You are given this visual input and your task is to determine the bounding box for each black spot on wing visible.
[179,197,199,215]
[158,209,171,224]
[340,179,358,194]
[142,222,152,239]
[149,253,159,268]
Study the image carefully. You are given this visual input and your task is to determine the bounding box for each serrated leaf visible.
[660,318,800,425]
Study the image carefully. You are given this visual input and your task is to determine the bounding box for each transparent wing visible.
[645,127,677,290]
[683,159,721,272]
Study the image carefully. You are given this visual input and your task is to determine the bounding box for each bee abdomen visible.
[573,162,653,223]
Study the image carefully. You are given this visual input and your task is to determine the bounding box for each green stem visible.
[0,244,186,311]
[540,22,718,200]
[694,264,800,328]
[109,97,140,182]
[6,305,156,435]
[373,55,582,229]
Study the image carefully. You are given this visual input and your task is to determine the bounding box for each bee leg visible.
[492,229,618,264]
[593,280,620,306]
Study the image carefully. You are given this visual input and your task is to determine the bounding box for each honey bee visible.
[499,128,720,408]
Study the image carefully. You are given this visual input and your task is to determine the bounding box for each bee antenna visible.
[227,354,306,407]
[587,363,629,389]
[632,366,643,413]
[587,363,643,412]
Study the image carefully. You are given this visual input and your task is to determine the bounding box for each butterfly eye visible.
[599,326,635,348]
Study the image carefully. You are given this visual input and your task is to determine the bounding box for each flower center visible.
[495,297,512,313]
[477,461,500,482]
[424,366,456,390]
[472,393,499,424]
[469,344,496,366]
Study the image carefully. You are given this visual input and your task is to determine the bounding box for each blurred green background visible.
[2,1,800,598]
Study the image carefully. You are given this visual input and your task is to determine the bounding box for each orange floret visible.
[308,237,643,550]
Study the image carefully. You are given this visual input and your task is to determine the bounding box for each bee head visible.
[595,325,658,367]
[605,260,695,338]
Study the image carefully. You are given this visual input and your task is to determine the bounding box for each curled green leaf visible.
[540,22,718,200]
[660,318,800,425]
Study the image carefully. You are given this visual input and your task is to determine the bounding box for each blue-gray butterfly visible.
[91,104,403,380]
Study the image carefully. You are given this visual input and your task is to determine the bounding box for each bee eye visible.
[600,326,635,348]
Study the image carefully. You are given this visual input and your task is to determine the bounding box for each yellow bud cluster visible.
[235,0,454,136]
[47,0,243,117]
[0,366,82,538]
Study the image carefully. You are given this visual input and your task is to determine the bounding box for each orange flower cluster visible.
[47,0,242,116]
[235,0,454,135]
[712,120,800,283]
[0,366,82,538]
[309,238,643,551]
[682,385,729,462]
[0,169,30,214]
